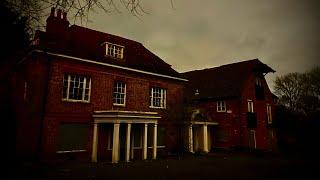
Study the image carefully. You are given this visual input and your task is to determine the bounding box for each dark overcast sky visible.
[80,0,320,90]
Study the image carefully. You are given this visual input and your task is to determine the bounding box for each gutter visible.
[33,49,189,82]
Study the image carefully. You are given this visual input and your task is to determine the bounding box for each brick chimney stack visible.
[44,7,70,51]
[46,7,69,35]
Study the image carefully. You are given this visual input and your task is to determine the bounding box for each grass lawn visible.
[9,152,318,180]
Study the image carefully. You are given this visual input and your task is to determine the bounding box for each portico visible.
[188,121,218,153]
[91,110,160,163]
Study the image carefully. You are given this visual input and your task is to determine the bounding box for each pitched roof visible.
[181,59,275,100]
[36,24,183,79]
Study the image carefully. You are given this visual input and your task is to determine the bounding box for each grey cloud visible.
[85,0,320,91]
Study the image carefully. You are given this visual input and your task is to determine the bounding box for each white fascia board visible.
[34,50,188,82]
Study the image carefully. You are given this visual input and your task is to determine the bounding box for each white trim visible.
[150,87,167,109]
[267,104,272,124]
[113,81,126,106]
[93,115,161,119]
[94,110,158,114]
[247,99,254,112]
[56,150,87,153]
[134,146,165,149]
[34,50,188,82]
[101,41,125,48]
[62,74,91,102]
[188,121,219,125]
[250,130,257,149]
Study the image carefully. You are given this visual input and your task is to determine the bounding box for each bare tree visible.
[274,73,305,111]
[6,0,148,32]
[274,68,320,113]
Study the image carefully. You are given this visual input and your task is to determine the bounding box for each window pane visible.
[150,87,166,108]
[63,74,90,101]
[113,81,125,105]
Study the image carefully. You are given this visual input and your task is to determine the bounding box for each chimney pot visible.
[57,9,62,19]
[50,7,55,17]
[62,12,67,20]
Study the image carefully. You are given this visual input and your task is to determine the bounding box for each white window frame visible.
[105,42,124,59]
[113,81,126,106]
[250,129,257,149]
[150,87,166,109]
[62,74,91,102]
[217,101,226,112]
[267,104,272,124]
[247,100,254,112]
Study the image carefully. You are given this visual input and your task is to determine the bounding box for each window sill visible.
[56,150,87,153]
[62,99,90,103]
[149,106,166,109]
[113,103,126,107]
[104,55,124,60]
[132,146,166,149]
[217,111,226,113]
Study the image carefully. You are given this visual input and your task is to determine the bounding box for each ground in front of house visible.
[8,152,318,180]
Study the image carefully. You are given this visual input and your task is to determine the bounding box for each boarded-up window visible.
[215,129,227,142]
[57,124,88,151]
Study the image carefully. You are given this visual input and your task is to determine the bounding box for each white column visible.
[112,123,120,163]
[125,123,131,162]
[203,124,208,153]
[131,129,134,160]
[142,123,148,160]
[189,124,194,153]
[153,123,157,159]
[91,123,98,162]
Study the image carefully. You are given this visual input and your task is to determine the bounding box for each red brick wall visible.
[40,55,185,160]
[189,73,276,151]
[14,54,49,159]
[239,73,275,150]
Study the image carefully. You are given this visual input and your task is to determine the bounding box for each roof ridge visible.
[69,24,142,45]
[181,58,260,74]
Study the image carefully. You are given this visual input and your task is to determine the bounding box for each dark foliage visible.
[0,1,30,63]
[0,1,30,168]
[274,105,320,156]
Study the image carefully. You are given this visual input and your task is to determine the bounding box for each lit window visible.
[247,100,254,112]
[217,101,226,112]
[150,87,166,108]
[62,74,91,102]
[267,104,272,124]
[113,81,126,106]
[105,42,124,59]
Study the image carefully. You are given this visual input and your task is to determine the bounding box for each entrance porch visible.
[187,121,218,153]
[91,110,160,163]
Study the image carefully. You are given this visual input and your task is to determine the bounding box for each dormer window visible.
[105,42,124,59]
